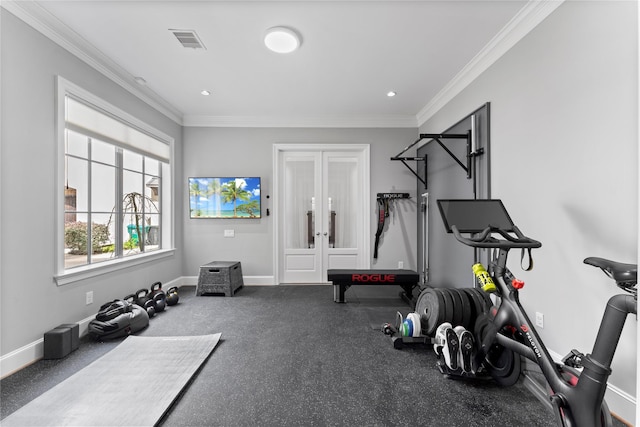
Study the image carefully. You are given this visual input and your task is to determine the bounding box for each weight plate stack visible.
[415,287,494,336]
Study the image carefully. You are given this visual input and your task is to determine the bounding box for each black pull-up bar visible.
[391,132,483,188]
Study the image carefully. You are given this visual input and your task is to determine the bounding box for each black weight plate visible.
[452,288,472,330]
[460,288,482,328]
[435,288,454,326]
[415,288,445,336]
[468,289,488,321]
[447,288,464,328]
[414,289,430,330]
[470,288,494,331]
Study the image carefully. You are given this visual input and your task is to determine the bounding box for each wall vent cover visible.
[170,29,206,49]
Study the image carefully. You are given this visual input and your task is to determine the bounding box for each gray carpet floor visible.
[3,285,564,426]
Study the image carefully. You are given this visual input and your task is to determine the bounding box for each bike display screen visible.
[437,199,515,233]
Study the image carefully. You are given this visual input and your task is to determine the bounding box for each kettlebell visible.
[149,282,166,313]
[136,288,156,318]
[166,286,179,306]
[123,294,136,305]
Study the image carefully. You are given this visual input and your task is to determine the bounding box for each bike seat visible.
[584,257,637,285]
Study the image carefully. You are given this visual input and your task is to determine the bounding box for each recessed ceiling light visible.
[201,90,211,96]
[387,91,397,97]
[264,26,301,54]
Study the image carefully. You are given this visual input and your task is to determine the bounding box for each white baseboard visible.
[0,339,44,379]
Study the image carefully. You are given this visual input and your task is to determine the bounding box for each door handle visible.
[323,232,328,236]
[316,232,321,236]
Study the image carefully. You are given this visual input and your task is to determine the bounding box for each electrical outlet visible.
[86,291,94,305]
[224,229,235,238]
[535,312,544,328]
[398,261,404,269]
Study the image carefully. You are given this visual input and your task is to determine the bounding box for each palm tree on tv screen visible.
[190,181,205,216]
[221,180,251,217]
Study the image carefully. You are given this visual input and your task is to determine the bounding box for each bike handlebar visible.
[450,225,542,250]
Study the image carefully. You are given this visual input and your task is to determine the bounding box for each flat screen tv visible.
[189,177,261,219]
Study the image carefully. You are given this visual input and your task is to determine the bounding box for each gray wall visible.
[419,1,638,419]
[0,9,184,355]
[182,127,419,279]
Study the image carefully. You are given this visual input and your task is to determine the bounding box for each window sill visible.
[55,249,176,286]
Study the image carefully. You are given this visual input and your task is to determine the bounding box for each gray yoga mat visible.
[2,333,221,427]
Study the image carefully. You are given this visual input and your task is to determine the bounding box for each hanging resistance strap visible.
[373,197,389,259]
[521,248,534,271]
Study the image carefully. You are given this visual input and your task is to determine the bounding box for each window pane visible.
[145,214,160,251]
[145,174,160,204]
[65,156,88,213]
[66,130,88,158]
[123,218,144,257]
[92,139,115,165]
[123,150,143,172]
[64,221,88,268]
[91,163,116,213]
[123,169,143,198]
[89,214,114,265]
[145,158,159,176]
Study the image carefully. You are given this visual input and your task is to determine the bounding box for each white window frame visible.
[55,76,175,286]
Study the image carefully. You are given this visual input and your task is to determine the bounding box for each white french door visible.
[274,145,370,284]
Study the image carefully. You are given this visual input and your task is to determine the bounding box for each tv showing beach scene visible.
[189,177,261,219]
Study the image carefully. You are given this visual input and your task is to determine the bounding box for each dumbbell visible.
[149,282,166,313]
[166,286,179,306]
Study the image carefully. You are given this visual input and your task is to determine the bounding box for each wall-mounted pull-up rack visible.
[390,131,484,188]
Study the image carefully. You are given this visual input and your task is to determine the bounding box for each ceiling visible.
[6,1,557,127]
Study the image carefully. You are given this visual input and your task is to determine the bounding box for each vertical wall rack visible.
[391,132,484,188]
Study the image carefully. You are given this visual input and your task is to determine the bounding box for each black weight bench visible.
[327,269,420,305]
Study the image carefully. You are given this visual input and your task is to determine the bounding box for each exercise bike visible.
[437,199,637,427]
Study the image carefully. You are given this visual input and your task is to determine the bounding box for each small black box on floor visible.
[58,323,79,352]
[43,323,79,359]
[197,261,244,297]
[44,327,70,359]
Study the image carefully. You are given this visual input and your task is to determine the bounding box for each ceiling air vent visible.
[170,29,206,49]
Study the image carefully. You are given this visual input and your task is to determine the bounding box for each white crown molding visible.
[1,0,184,125]
[183,114,418,128]
[416,0,565,127]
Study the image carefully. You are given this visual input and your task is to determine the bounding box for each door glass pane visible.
[284,158,315,249]
[327,158,358,248]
